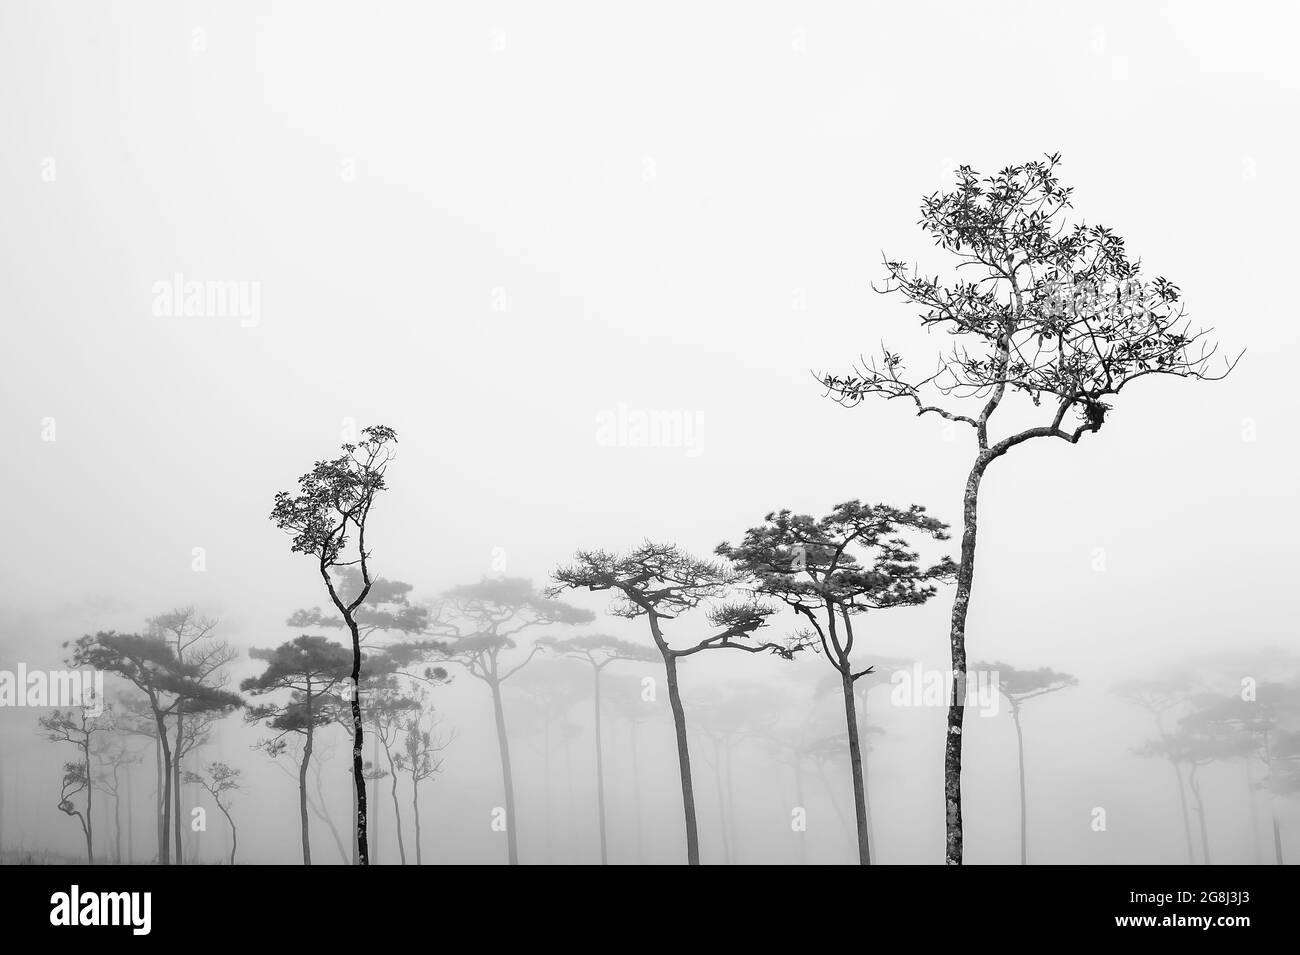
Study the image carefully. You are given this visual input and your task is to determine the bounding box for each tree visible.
[270,423,397,865]
[393,695,454,866]
[718,502,954,864]
[66,631,241,865]
[550,543,798,865]
[822,155,1239,863]
[185,762,241,865]
[1114,676,1198,864]
[146,607,235,866]
[39,706,110,864]
[437,577,593,865]
[537,634,660,864]
[241,635,352,865]
[980,662,1076,864]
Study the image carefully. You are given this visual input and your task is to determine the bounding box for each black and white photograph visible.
[0,0,1295,935]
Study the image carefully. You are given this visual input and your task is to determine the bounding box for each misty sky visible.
[1,1,1297,864]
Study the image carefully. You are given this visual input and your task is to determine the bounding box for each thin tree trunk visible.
[347,625,369,865]
[840,669,871,865]
[219,803,236,865]
[945,460,987,865]
[82,735,95,865]
[384,742,406,865]
[125,760,133,864]
[592,665,609,865]
[113,785,122,864]
[708,735,730,864]
[371,732,381,864]
[1262,731,1284,865]
[155,733,163,863]
[860,690,875,855]
[662,651,699,865]
[630,721,644,865]
[489,679,520,865]
[299,711,314,865]
[412,779,423,866]
[1243,757,1262,864]
[1189,764,1211,864]
[723,741,739,864]
[172,708,184,865]
[154,712,172,865]
[793,761,807,865]
[1011,703,1028,865]
[1168,757,1194,864]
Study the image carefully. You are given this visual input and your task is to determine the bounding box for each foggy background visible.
[1,0,1296,864]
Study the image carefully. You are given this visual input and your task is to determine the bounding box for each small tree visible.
[981,662,1076,864]
[717,502,954,864]
[185,762,241,865]
[822,156,1239,863]
[67,631,241,865]
[1113,676,1198,864]
[39,706,110,864]
[550,543,798,865]
[241,635,352,865]
[436,577,592,865]
[270,423,397,865]
[394,697,454,866]
[538,634,660,864]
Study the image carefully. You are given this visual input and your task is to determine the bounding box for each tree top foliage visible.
[716,500,955,615]
[822,154,1239,452]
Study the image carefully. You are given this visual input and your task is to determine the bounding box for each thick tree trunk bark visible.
[662,652,699,864]
[840,668,871,865]
[489,679,520,865]
[348,621,369,866]
[945,459,988,865]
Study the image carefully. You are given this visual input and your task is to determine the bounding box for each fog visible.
[1,0,1297,866]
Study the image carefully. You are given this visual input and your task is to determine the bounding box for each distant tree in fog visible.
[270,423,398,865]
[91,727,139,865]
[67,631,241,865]
[39,706,111,864]
[981,662,1076,865]
[185,762,241,865]
[146,607,236,866]
[821,155,1239,863]
[1114,676,1197,864]
[1183,682,1300,866]
[437,576,594,865]
[550,543,799,865]
[242,634,352,865]
[718,502,954,865]
[538,634,659,864]
[394,692,454,866]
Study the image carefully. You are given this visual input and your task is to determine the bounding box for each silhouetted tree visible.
[394,694,454,866]
[1114,676,1197,864]
[39,706,111,863]
[436,577,592,864]
[67,631,241,864]
[551,543,798,865]
[185,762,241,865]
[538,634,659,864]
[982,662,1076,864]
[822,156,1239,863]
[718,503,953,864]
[270,423,397,865]
[242,635,352,865]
